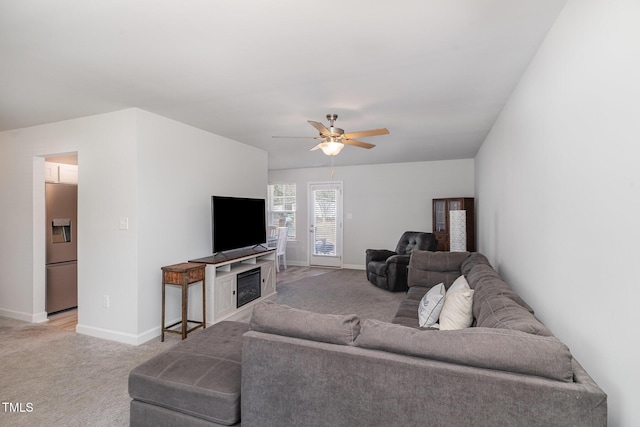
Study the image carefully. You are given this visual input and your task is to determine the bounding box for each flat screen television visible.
[211,196,266,253]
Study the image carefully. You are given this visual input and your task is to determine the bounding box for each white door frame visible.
[308,181,343,268]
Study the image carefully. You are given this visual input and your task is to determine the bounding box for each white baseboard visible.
[136,325,164,345]
[0,308,48,323]
[284,260,307,267]
[76,323,146,346]
[33,311,49,323]
[284,260,365,270]
[75,314,194,345]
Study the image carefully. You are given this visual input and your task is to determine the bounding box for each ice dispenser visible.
[51,218,72,243]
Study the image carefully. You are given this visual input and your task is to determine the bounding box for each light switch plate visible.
[119,217,129,230]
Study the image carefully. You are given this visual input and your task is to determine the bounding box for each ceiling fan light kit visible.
[273,113,389,157]
[318,138,345,156]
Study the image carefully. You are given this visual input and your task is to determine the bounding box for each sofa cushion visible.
[408,250,470,289]
[460,252,491,276]
[439,275,474,330]
[405,285,429,302]
[394,297,420,320]
[418,283,445,328]
[467,263,534,315]
[475,294,553,336]
[392,286,427,328]
[355,319,573,382]
[250,301,361,345]
[128,321,248,426]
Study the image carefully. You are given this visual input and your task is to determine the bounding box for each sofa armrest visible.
[386,254,410,265]
[365,249,396,263]
[385,255,411,291]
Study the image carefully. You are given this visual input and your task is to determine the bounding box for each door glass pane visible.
[435,200,446,232]
[313,189,337,256]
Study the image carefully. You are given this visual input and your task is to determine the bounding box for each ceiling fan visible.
[273,114,390,156]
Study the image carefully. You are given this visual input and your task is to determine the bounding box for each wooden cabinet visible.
[190,248,277,324]
[432,198,475,252]
[213,274,236,319]
[261,262,275,296]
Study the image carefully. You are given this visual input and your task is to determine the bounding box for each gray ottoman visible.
[129,321,249,426]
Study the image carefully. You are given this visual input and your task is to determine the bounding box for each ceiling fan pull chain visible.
[330,156,336,180]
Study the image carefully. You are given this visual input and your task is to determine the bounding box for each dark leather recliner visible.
[365,231,438,292]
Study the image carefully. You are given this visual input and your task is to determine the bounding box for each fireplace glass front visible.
[237,267,261,308]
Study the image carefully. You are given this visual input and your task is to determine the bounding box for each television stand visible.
[189,247,276,324]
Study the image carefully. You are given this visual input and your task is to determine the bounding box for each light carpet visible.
[0,268,403,426]
[275,268,405,321]
[0,317,183,427]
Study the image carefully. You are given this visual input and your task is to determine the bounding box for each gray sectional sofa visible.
[130,251,607,426]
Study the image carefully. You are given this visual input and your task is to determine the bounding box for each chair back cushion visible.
[276,227,288,255]
[395,231,437,255]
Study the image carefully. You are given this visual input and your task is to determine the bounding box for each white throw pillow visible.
[448,274,470,293]
[439,275,474,330]
[418,283,445,328]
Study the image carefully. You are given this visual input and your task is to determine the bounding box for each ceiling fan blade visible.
[343,139,376,149]
[308,120,330,136]
[343,128,389,139]
[272,135,319,139]
[309,144,322,151]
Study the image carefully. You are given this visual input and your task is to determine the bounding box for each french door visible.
[308,182,343,268]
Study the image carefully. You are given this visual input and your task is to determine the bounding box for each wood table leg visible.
[182,277,188,340]
[161,281,166,342]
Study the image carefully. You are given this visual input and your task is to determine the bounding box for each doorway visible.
[308,182,343,268]
[43,153,79,329]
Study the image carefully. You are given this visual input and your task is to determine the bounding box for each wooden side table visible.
[161,262,206,341]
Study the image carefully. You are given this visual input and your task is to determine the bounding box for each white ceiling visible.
[0,0,567,170]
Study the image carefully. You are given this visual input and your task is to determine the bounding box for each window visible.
[268,183,296,239]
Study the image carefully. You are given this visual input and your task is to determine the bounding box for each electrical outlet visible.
[102,295,110,308]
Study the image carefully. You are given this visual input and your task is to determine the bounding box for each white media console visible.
[190,248,277,324]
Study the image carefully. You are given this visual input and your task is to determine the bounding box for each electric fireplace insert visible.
[237,267,261,308]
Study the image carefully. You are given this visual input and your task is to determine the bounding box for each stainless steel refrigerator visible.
[46,182,78,313]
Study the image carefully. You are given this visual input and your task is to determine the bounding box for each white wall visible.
[0,110,138,328]
[475,1,640,425]
[136,110,267,337]
[269,159,474,268]
[0,109,267,344]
